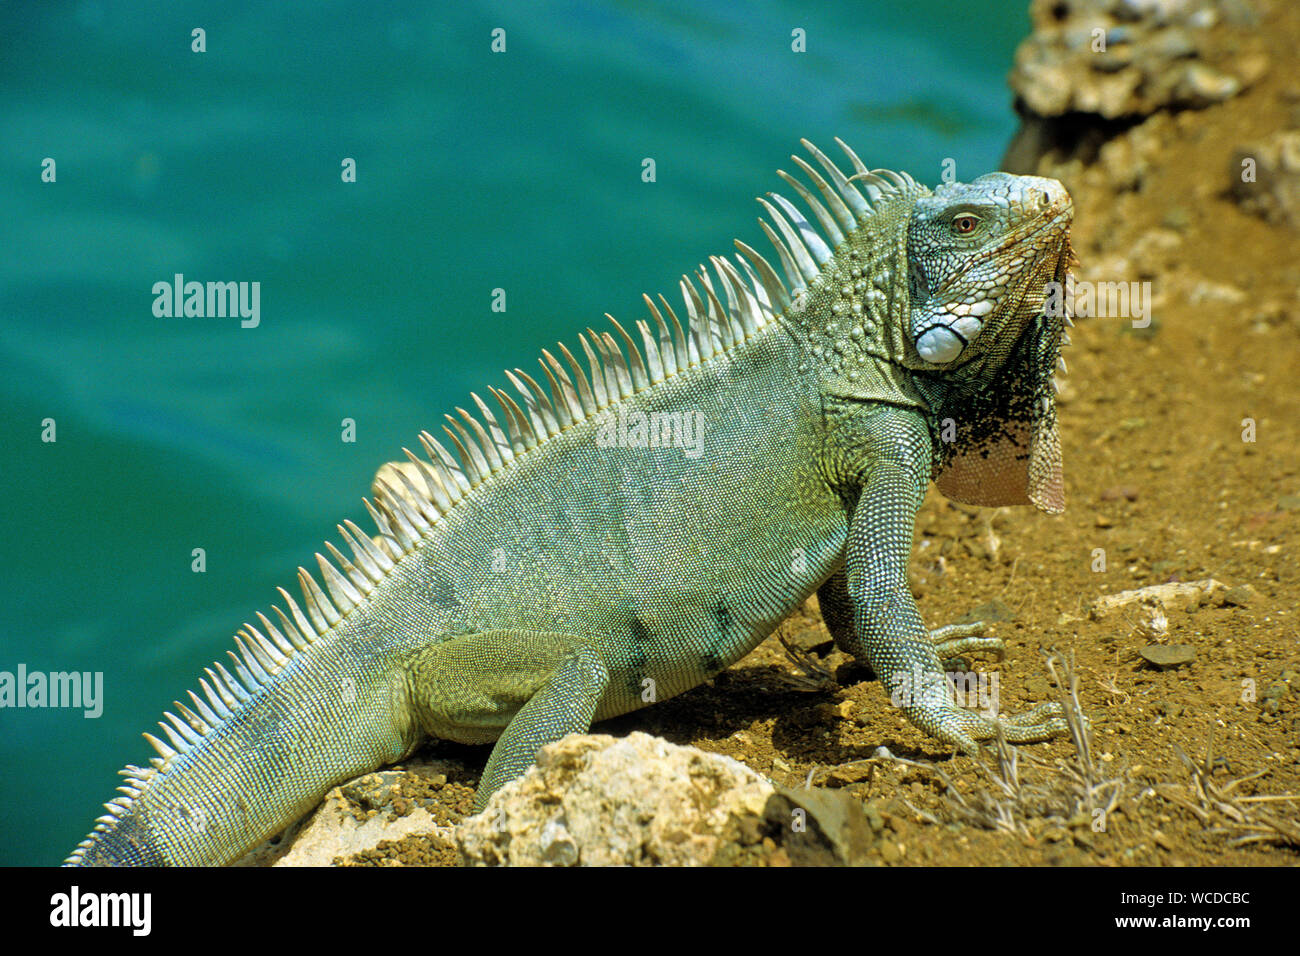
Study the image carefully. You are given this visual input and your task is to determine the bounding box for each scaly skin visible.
[67,139,1074,866]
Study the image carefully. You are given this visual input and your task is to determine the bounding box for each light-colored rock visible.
[1091,579,1225,617]
[1134,595,1170,640]
[456,732,776,866]
[1185,278,1247,305]
[1010,0,1249,120]
[1002,0,1262,174]
[234,757,461,866]
[269,803,449,867]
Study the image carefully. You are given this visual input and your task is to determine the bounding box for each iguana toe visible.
[927,620,1006,666]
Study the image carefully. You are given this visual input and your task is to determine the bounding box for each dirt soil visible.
[324,4,1300,866]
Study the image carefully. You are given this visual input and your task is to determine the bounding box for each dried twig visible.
[775,630,836,690]
[875,653,1124,839]
[1154,732,1300,848]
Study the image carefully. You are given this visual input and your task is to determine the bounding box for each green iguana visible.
[67,138,1075,866]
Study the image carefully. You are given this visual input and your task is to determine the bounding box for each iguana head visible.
[903,172,1074,514]
[905,172,1072,368]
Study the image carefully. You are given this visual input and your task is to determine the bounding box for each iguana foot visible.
[927,620,1005,668]
[909,700,1073,755]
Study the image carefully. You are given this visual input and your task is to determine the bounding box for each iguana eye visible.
[951,214,980,235]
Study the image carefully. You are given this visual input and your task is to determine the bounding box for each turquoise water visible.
[0,1,1030,865]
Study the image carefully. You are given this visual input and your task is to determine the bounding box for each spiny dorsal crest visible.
[65,139,913,862]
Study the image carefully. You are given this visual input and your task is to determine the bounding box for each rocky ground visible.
[246,0,1299,866]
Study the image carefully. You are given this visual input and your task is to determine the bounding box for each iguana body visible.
[67,139,1075,866]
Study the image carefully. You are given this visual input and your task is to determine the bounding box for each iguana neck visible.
[777,183,932,414]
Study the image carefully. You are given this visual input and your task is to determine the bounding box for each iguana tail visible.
[65,569,419,865]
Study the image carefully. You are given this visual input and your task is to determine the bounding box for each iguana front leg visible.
[835,415,1068,753]
[818,571,1004,668]
[410,631,609,811]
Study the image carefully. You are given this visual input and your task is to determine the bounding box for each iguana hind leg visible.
[410,630,609,811]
